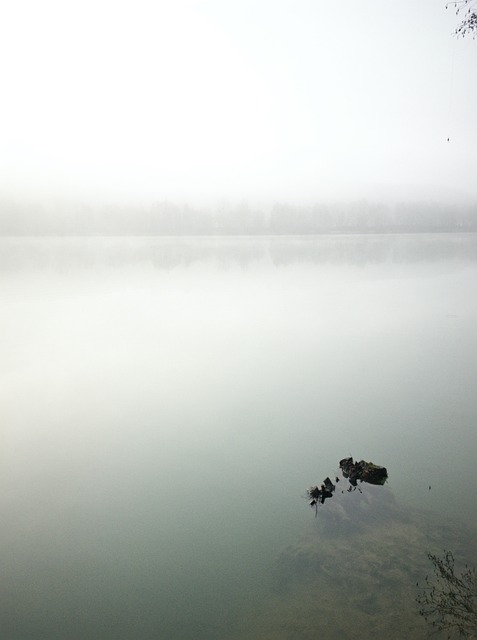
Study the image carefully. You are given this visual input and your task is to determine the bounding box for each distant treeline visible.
[1,199,477,235]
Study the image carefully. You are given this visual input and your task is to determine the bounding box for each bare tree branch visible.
[446,0,477,38]
[416,550,477,638]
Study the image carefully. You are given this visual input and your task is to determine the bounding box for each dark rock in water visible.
[222,453,475,639]
[339,456,388,487]
[307,476,336,508]
[222,466,477,640]
[307,456,388,516]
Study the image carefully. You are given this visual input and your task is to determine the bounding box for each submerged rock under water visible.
[226,487,477,640]
[310,483,404,535]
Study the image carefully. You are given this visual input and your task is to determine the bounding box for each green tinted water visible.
[1,234,476,638]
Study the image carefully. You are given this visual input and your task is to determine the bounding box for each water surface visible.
[1,234,476,638]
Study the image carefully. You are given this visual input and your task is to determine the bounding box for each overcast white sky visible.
[1,0,476,207]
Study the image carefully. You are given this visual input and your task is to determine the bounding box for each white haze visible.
[1,0,477,208]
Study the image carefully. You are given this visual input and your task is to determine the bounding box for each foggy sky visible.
[1,0,477,208]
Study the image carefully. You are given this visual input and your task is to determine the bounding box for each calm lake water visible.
[1,234,476,639]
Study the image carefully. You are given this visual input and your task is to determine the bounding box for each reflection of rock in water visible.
[226,488,477,640]
[315,483,404,536]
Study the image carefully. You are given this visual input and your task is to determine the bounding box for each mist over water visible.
[1,234,477,639]
[3,1,477,634]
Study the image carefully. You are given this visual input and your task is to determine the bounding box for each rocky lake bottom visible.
[221,485,477,640]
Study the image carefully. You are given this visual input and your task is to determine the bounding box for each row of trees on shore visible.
[1,198,476,236]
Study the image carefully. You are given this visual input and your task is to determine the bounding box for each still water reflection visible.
[1,234,476,639]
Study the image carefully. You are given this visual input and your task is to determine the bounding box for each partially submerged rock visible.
[307,477,336,508]
[306,456,388,515]
[339,456,388,487]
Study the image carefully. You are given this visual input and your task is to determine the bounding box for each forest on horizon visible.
[1,198,476,236]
